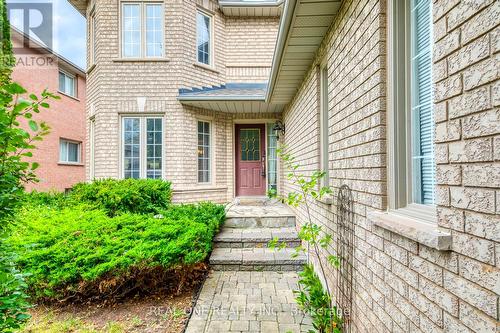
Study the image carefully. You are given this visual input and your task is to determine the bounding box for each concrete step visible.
[214,227,301,248]
[225,204,296,228]
[209,248,306,271]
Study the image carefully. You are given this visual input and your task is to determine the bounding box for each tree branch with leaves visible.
[268,144,342,333]
[0,83,58,225]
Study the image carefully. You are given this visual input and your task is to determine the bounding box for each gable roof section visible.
[266,0,341,104]
[219,0,283,17]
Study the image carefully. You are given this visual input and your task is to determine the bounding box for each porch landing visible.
[185,198,312,332]
[225,197,296,228]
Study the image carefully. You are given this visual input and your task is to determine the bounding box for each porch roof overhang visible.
[177,83,284,113]
[266,0,341,104]
[218,0,283,17]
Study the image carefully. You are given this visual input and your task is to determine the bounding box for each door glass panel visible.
[240,129,260,161]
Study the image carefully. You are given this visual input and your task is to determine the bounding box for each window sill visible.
[57,91,79,101]
[58,162,84,167]
[112,58,170,63]
[367,210,452,251]
[316,196,333,205]
[193,62,219,74]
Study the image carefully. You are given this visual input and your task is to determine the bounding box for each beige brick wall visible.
[84,0,280,203]
[225,17,279,82]
[282,0,499,332]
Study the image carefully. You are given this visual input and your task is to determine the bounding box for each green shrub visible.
[70,178,172,216]
[20,191,68,210]
[295,264,342,333]
[7,202,224,301]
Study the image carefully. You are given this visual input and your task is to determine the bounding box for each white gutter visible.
[265,0,298,103]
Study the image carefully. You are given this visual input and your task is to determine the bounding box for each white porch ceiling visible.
[219,0,283,16]
[181,100,284,113]
[266,0,341,104]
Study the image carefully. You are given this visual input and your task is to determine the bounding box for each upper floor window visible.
[389,0,435,215]
[60,139,81,164]
[196,10,212,65]
[122,116,163,179]
[59,70,76,97]
[121,2,164,58]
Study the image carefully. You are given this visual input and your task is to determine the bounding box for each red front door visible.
[235,124,266,196]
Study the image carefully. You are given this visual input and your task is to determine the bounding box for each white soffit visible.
[181,100,284,113]
[219,0,283,17]
[267,0,341,104]
[67,0,87,15]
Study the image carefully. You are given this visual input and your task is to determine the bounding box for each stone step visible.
[209,248,306,271]
[214,227,301,248]
[225,204,296,228]
[233,196,278,206]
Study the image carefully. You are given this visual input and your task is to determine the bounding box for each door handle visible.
[261,154,266,177]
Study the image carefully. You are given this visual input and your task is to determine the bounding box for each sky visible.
[7,0,87,69]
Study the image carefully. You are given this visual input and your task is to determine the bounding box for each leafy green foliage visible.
[0,75,58,330]
[295,265,342,333]
[70,178,173,217]
[267,145,338,272]
[0,0,15,84]
[0,82,58,226]
[268,145,342,331]
[7,199,224,301]
[0,242,31,333]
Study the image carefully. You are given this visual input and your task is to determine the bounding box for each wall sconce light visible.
[273,120,286,140]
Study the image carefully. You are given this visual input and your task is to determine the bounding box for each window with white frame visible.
[196,10,212,65]
[121,2,164,58]
[197,120,211,183]
[389,0,435,212]
[122,117,163,179]
[410,0,434,205]
[60,139,81,163]
[59,71,76,97]
[319,65,329,187]
[89,117,95,179]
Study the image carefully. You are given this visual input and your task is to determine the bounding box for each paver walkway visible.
[185,271,313,333]
[185,199,313,332]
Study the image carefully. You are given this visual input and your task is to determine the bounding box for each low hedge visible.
[70,178,173,216]
[9,188,224,302]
